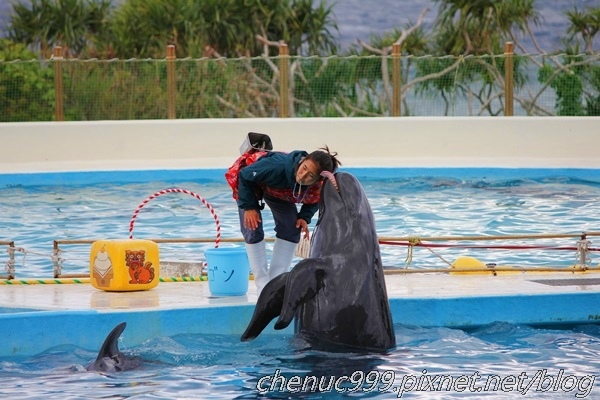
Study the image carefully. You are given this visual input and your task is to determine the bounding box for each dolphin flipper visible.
[274,259,328,330]
[240,273,288,341]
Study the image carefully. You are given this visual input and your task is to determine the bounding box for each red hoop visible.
[129,188,221,247]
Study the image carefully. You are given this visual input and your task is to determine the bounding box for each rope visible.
[378,232,600,242]
[0,275,256,285]
[403,237,452,268]
[7,246,67,260]
[128,188,221,248]
[159,276,207,282]
[7,247,27,269]
[384,266,600,274]
[1,278,90,285]
[423,246,453,267]
[384,234,597,269]
[380,240,600,252]
[0,277,210,285]
[4,267,600,285]
[403,236,420,267]
[6,246,59,267]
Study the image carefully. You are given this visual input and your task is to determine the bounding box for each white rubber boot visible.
[269,238,297,280]
[245,241,269,295]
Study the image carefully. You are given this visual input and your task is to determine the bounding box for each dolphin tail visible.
[274,259,327,330]
[240,273,288,341]
[95,322,126,363]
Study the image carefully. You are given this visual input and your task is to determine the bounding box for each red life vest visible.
[225,151,322,204]
[263,181,322,204]
[225,150,268,200]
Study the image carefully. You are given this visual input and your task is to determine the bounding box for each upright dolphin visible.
[241,171,396,351]
[86,322,140,372]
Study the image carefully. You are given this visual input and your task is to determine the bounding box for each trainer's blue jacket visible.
[237,150,319,224]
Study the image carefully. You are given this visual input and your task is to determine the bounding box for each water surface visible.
[2,173,599,277]
[1,322,599,399]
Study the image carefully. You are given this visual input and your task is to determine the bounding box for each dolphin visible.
[241,171,396,351]
[86,322,141,372]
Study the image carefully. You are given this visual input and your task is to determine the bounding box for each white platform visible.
[1,272,599,313]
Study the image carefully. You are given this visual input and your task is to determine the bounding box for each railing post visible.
[392,43,402,117]
[504,41,514,116]
[7,241,15,279]
[167,45,176,119]
[53,46,64,121]
[53,240,61,278]
[279,44,289,118]
[1,241,16,280]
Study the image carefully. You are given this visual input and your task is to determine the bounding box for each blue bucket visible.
[204,247,249,296]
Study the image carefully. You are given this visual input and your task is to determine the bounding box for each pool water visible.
[2,173,600,277]
[0,322,598,399]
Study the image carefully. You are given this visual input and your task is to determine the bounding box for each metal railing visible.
[1,232,598,282]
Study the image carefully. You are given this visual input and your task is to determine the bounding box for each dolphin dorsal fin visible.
[95,322,127,361]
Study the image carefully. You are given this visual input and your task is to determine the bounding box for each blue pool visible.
[1,167,600,398]
[0,323,598,398]
[2,168,600,278]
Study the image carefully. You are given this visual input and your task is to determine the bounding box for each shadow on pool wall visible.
[0,117,599,187]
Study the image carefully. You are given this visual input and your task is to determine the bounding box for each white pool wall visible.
[1,116,599,173]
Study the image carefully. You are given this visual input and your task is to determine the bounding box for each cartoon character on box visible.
[92,245,114,288]
[125,250,155,284]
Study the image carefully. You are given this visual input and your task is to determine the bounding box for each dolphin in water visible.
[241,171,396,351]
[86,322,141,372]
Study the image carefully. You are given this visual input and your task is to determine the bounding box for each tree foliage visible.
[0,39,55,121]
[6,0,338,58]
[537,7,599,116]
[0,0,598,120]
[8,0,112,58]
[432,0,541,55]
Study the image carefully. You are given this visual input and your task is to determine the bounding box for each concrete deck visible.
[2,271,600,357]
[2,272,600,312]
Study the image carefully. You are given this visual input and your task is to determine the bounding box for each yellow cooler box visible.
[90,239,160,291]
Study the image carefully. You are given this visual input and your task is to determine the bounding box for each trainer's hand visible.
[296,219,309,239]
[244,209,261,230]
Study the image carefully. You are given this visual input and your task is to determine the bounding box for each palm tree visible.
[108,0,192,58]
[106,0,338,58]
[284,0,338,56]
[433,0,541,55]
[565,6,599,54]
[415,0,538,115]
[8,0,112,58]
[536,6,599,116]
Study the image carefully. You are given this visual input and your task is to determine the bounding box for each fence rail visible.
[1,42,598,121]
[1,232,598,280]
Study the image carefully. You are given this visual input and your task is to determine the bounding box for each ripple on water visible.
[2,177,600,276]
[4,323,600,399]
